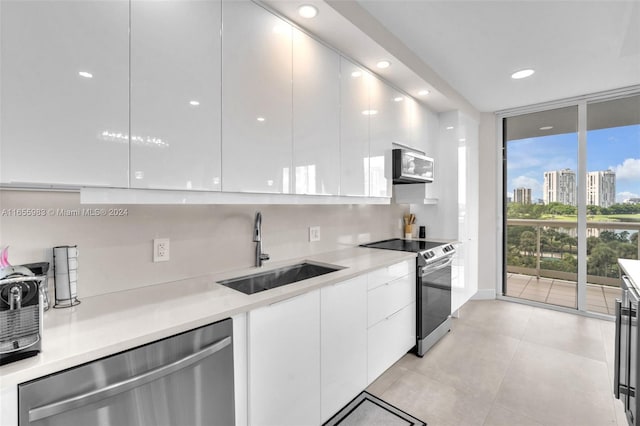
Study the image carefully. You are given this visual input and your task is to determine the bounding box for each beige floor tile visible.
[482,403,544,426]
[506,340,611,396]
[547,284,576,293]
[375,300,619,426]
[507,275,531,286]
[494,369,616,426]
[522,308,607,361]
[365,358,408,396]
[588,304,610,315]
[403,323,519,398]
[457,300,533,339]
[545,297,576,309]
[380,370,492,426]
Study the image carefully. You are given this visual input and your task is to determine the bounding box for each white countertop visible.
[620,259,640,288]
[0,247,415,388]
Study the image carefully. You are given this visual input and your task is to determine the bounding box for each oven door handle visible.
[28,336,232,422]
[421,256,454,276]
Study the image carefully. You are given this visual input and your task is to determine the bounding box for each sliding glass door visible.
[502,93,640,315]
[504,106,579,309]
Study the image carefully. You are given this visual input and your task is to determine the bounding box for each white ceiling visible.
[356,0,640,112]
[264,0,640,114]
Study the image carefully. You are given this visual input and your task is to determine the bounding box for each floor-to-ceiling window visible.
[502,93,639,316]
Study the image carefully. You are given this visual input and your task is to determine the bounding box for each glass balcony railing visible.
[505,219,639,315]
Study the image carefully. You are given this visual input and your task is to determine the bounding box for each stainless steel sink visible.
[217,262,343,295]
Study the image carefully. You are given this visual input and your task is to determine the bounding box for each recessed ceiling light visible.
[257,117,266,122]
[78,71,93,79]
[351,71,362,78]
[189,100,200,106]
[393,96,404,102]
[362,110,378,116]
[297,5,318,18]
[511,69,535,79]
[418,89,430,96]
[446,126,454,130]
[539,126,553,130]
[376,60,391,69]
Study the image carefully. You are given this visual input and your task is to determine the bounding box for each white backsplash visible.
[0,190,407,298]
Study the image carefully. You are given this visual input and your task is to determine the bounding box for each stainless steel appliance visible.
[392,148,434,184]
[615,273,639,426]
[0,265,46,366]
[360,238,456,356]
[18,318,235,426]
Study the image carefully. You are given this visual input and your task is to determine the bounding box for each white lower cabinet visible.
[247,290,321,426]
[246,262,416,425]
[320,276,367,423]
[367,304,416,384]
[367,265,416,384]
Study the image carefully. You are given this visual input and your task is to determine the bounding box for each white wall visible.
[477,112,499,297]
[0,190,407,298]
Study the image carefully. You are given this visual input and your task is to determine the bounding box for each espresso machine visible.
[0,263,46,365]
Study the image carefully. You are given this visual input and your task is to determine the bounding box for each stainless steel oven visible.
[417,252,454,356]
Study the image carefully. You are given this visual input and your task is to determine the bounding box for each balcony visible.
[505,218,639,315]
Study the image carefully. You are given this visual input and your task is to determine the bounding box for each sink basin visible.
[218,262,343,295]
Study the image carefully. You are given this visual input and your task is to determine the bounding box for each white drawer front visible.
[367,260,414,290]
[367,273,415,328]
[367,303,416,384]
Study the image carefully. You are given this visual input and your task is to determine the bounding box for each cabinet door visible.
[130,0,222,190]
[369,78,408,197]
[292,29,340,195]
[222,1,292,194]
[367,303,416,384]
[320,276,367,422]
[339,58,370,196]
[0,1,129,187]
[248,290,321,426]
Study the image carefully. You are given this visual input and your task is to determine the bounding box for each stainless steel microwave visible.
[392,148,434,184]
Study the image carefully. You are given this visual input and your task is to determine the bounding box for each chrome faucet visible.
[253,211,270,267]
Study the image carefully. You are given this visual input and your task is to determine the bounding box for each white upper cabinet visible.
[292,30,340,196]
[130,0,222,191]
[0,1,129,187]
[340,58,371,197]
[222,1,293,194]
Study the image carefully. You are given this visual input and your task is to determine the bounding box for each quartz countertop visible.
[0,247,416,388]
[620,259,640,288]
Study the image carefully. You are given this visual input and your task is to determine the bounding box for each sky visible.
[507,124,640,203]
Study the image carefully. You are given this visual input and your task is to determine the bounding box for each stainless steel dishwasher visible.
[18,318,235,426]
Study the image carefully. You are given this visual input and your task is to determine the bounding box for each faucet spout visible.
[254,212,269,267]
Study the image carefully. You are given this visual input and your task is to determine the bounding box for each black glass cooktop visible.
[360,238,444,253]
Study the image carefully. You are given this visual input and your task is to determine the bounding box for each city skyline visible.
[507,124,640,204]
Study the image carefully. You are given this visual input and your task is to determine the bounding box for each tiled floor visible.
[505,273,619,315]
[366,300,624,426]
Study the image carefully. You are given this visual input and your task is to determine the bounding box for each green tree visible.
[520,231,537,256]
[588,244,618,277]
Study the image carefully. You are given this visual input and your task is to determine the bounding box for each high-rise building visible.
[587,170,616,207]
[513,187,531,204]
[544,169,576,206]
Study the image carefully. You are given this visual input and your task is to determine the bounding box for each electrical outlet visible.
[309,226,321,242]
[153,238,170,262]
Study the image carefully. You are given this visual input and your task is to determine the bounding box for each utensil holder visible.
[404,224,413,239]
[53,245,80,308]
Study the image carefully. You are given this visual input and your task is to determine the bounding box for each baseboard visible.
[471,289,496,300]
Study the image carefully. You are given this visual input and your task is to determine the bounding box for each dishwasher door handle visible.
[29,336,232,422]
